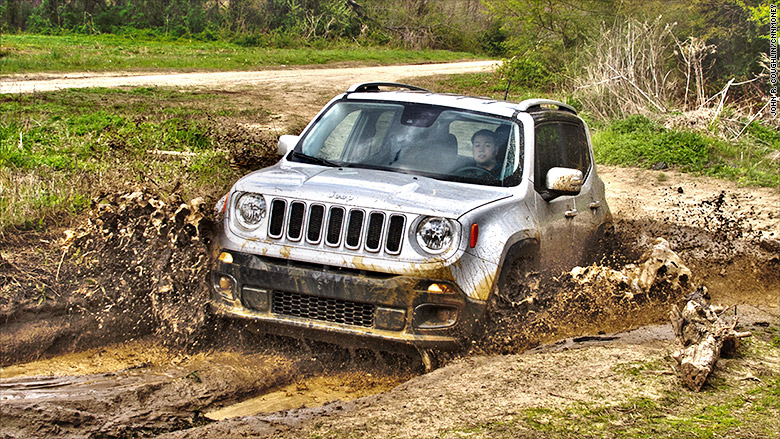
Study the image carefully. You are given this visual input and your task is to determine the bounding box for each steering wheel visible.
[455,166,496,179]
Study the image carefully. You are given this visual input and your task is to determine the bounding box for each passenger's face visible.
[472,134,497,168]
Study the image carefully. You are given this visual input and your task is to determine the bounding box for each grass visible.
[427,338,779,439]
[304,334,779,439]
[0,33,479,75]
[589,114,780,188]
[0,87,268,231]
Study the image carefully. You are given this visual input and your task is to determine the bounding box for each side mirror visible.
[277,135,300,157]
[545,167,583,195]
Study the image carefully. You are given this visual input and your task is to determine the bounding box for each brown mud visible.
[1,165,778,438]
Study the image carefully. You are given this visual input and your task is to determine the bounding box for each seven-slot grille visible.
[267,198,406,254]
[272,290,375,328]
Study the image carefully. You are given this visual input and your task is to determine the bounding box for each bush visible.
[478,21,508,56]
[496,57,556,90]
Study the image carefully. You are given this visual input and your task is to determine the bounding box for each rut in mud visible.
[1,180,778,438]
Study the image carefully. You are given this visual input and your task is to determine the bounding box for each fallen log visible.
[669,288,752,391]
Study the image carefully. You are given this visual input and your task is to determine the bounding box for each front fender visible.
[453,194,539,302]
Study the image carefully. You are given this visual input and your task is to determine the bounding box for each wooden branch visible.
[733,101,770,140]
[709,78,734,127]
[669,290,750,391]
[606,64,667,112]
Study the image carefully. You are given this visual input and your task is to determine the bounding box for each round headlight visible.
[235,193,266,229]
[416,217,455,254]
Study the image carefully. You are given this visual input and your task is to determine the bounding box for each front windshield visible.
[294,101,524,186]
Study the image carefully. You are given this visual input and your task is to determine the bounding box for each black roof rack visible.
[516,99,577,114]
[346,82,431,93]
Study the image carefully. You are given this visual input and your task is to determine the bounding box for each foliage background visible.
[2,0,774,100]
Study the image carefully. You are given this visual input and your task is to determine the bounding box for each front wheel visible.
[490,251,540,312]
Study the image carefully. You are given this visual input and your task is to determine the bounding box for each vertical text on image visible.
[770,4,778,116]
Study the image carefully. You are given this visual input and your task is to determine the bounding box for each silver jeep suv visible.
[211,82,611,352]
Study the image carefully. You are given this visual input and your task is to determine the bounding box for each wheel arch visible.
[495,237,540,295]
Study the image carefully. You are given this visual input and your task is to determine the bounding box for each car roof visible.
[343,82,577,119]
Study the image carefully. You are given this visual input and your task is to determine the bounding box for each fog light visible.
[218,252,233,264]
[437,308,456,323]
[213,274,237,301]
[218,276,233,291]
[414,304,458,329]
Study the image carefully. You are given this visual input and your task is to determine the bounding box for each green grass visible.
[0,33,479,75]
[590,114,780,188]
[0,87,264,231]
[428,341,779,439]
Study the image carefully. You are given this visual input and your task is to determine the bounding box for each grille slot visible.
[272,290,375,328]
[345,210,365,249]
[326,207,345,246]
[267,199,407,254]
[386,215,406,254]
[268,199,286,238]
[365,212,385,252]
[287,201,306,241]
[306,205,325,243]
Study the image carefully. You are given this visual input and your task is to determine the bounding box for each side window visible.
[534,121,591,193]
[560,123,590,174]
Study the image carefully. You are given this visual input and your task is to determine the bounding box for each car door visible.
[532,118,593,270]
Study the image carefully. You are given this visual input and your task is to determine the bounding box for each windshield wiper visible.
[292,151,341,167]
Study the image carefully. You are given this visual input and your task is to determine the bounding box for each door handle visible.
[565,210,578,218]
[589,201,601,210]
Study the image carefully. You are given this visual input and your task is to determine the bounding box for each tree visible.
[482,0,618,62]
[686,0,767,92]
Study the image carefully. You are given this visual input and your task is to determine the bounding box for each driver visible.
[471,129,502,178]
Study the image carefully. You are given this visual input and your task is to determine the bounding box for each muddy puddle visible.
[205,372,409,421]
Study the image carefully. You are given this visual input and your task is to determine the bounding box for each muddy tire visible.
[490,248,540,313]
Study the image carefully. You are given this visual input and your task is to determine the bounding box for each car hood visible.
[233,163,511,218]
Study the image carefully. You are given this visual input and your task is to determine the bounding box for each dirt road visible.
[1,62,778,438]
[0,60,496,94]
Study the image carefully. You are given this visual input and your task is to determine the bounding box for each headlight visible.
[416,217,456,254]
[235,193,266,229]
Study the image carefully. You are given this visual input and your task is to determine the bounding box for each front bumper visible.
[210,250,486,349]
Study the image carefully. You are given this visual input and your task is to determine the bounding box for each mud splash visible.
[1,190,218,366]
[475,237,698,355]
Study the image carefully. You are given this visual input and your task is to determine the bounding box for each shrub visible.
[496,57,556,90]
